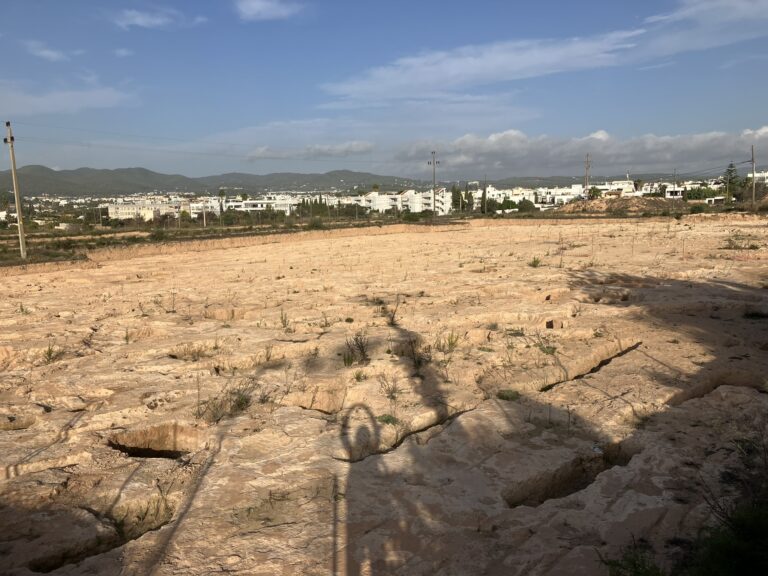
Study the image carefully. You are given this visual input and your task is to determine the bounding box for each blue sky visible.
[1,0,767,178]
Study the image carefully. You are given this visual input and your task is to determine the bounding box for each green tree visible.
[518,199,536,212]
[588,187,602,200]
[723,162,741,200]
[480,188,488,214]
[451,184,463,210]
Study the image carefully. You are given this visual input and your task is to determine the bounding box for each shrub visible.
[306,217,325,230]
[496,389,521,401]
[376,414,399,426]
[196,379,257,423]
[345,330,370,364]
[528,256,542,268]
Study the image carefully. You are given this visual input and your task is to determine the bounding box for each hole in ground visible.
[108,421,202,459]
[502,442,640,508]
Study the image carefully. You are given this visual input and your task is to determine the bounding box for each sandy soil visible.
[1,216,768,575]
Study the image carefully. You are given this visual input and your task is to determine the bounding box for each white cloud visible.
[305,141,374,158]
[0,81,134,115]
[646,0,768,25]
[113,8,207,30]
[586,130,611,142]
[324,0,768,108]
[325,30,643,102]
[235,0,302,21]
[114,48,134,58]
[24,40,69,62]
[248,140,374,160]
[394,127,768,178]
[743,127,768,138]
[114,9,174,29]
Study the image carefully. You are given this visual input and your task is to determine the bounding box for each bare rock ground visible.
[1,217,767,575]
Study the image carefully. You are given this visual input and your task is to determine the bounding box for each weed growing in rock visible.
[345,330,370,364]
[496,389,521,402]
[376,414,399,426]
[382,295,401,327]
[196,378,258,423]
[528,256,542,268]
[378,373,402,407]
[397,334,431,374]
[435,330,461,355]
[42,341,64,364]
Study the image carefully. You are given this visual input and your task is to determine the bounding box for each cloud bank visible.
[395,127,768,178]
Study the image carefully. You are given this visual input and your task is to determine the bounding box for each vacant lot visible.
[2,216,768,575]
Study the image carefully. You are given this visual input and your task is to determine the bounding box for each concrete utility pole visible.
[428,151,439,220]
[752,144,757,210]
[4,122,27,260]
[584,154,591,196]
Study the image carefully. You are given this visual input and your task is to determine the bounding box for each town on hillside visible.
[2,169,767,230]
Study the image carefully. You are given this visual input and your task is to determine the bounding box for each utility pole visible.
[4,122,27,260]
[752,144,757,210]
[428,151,439,220]
[584,154,591,197]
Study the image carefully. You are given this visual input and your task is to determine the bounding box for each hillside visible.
[0,166,423,197]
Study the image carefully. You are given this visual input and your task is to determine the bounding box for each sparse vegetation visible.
[196,378,258,423]
[42,341,64,364]
[496,389,521,401]
[528,256,542,268]
[345,330,371,365]
[722,231,760,251]
[280,308,290,330]
[169,342,211,361]
[376,414,399,426]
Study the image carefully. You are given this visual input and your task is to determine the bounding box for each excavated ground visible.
[1,216,767,575]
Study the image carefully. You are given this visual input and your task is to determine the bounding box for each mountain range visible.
[0,165,711,198]
[0,166,423,197]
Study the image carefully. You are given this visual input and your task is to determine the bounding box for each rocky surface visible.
[1,217,767,575]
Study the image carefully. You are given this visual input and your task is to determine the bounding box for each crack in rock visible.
[540,341,643,392]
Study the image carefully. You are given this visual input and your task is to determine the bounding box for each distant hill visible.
[0,166,424,197]
[1,165,732,198]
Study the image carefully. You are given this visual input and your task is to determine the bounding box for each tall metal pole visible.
[752,144,757,210]
[584,154,591,196]
[428,151,439,220]
[4,122,27,260]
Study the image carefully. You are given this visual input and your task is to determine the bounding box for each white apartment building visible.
[107,203,159,221]
[589,180,637,197]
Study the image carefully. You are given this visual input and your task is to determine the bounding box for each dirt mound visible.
[558,196,682,214]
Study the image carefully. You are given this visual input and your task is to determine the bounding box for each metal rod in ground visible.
[4,121,27,260]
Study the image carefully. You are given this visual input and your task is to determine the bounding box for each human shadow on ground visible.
[336,271,768,575]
